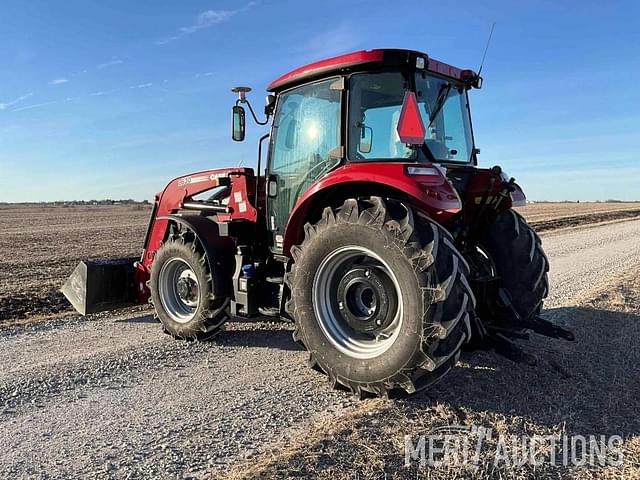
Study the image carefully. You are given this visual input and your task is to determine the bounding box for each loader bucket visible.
[61,256,139,315]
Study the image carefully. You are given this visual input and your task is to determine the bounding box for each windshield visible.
[348,72,474,163]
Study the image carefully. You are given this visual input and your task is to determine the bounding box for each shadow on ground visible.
[115,314,157,324]
[224,304,640,479]
[410,305,640,437]
[115,313,302,351]
[218,328,302,351]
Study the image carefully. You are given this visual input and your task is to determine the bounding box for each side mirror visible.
[264,94,276,116]
[232,105,245,142]
[359,125,373,154]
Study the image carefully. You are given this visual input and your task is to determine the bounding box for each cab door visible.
[266,78,342,252]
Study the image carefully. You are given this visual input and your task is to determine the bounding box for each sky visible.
[0,0,638,202]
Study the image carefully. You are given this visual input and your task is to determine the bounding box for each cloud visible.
[194,72,214,79]
[50,78,69,85]
[97,59,124,69]
[9,80,153,114]
[0,92,33,110]
[180,10,235,34]
[157,2,257,45]
[88,87,121,97]
[12,97,74,112]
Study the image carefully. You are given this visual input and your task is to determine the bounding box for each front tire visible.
[150,231,229,340]
[287,197,475,397]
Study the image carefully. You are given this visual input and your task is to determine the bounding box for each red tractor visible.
[63,49,572,397]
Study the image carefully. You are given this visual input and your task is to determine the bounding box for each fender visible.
[282,162,461,255]
[134,214,235,304]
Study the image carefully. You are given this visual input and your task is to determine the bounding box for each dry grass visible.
[224,267,640,479]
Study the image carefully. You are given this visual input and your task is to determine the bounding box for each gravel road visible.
[542,218,640,307]
[1,219,639,479]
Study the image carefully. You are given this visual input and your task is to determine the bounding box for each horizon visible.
[3,199,640,205]
[1,0,638,202]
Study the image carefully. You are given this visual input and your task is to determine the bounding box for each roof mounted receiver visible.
[231,86,252,103]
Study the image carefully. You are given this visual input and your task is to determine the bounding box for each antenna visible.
[231,86,252,104]
[477,22,496,78]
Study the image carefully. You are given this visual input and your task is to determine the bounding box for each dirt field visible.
[1,202,639,323]
[0,204,150,321]
[515,202,640,232]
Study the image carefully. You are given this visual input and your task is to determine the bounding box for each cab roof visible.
[267,48,475,92]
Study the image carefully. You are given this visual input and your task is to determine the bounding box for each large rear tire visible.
[150,230,229,340]
[287,197,475,397]
[476,210,549,327]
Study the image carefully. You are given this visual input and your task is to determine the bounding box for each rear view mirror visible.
[359,125,373,154]
[232,105,245,142]
[264,94,276,116]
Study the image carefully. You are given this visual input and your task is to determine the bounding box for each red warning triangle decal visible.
[396,91,426,145]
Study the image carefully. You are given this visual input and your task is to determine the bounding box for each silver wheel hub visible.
[158,257,200,323]
[313,246,403,359]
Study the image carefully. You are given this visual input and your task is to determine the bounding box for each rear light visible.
[406,166,440,176]
[405,165,461,208]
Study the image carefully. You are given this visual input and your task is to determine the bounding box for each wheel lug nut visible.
[365,270,370,277]
[376,320,382,325]
[338,301,344,310]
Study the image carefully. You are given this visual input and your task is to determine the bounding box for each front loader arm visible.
[135,167,258,303]
[62,167,258,314]
[140,167,256,266]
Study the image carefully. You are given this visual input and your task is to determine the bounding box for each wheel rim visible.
[158,257,200,323]
[312,246,403,359]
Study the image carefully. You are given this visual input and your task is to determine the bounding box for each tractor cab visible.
[231,49,483,252]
